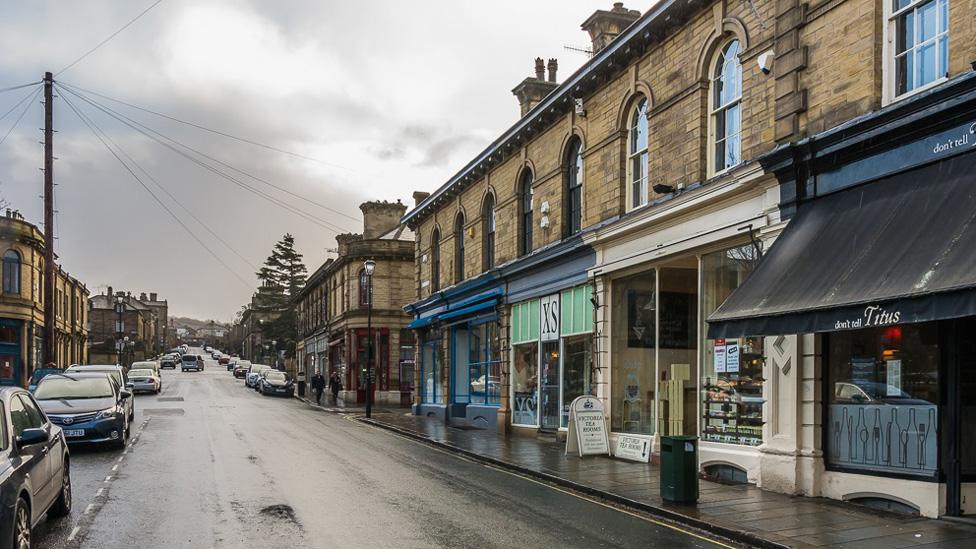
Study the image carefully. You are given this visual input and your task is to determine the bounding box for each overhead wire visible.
[55,0,165,76]
[0,86,43,147]
[0,81,43,94]
[57,81,359,182]
[57,83,353,234]
[58,87,253,288]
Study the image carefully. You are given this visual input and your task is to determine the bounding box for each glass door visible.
[540,341,560,431]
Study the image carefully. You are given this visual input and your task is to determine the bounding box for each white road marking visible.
[111,464,119,472]
[95,488,103,497]
[84,503,95,514]
[104,476,112,482]
[67,526,80,541]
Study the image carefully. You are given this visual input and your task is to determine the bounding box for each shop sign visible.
[540,294,560,342]
[614,434,652,462]
[566,396,610,457]
[833,304,902,331]
[726,343,739,373]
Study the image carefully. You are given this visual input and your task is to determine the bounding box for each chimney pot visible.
[412,191,430,207]
[534,57,545,80]
[107,286,113,297]
[547,58,558,82]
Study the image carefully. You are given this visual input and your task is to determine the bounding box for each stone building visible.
[402,0,976,517]
[296,200,415,406]
[0,209,88,386]
[88,289,162,366]
[139,292,168,352]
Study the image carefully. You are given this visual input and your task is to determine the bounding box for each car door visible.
[19,394,60,509]
[9,394,52,512]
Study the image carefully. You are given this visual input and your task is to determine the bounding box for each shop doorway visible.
[0,320,21,386]
[540,341,560,431]
[947,316,976,517]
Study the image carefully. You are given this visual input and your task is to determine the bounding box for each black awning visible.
[708,151,976,338]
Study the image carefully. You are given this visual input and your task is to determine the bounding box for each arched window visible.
[2,250,20,295]
[711,39,742,174]
[628,97,649,209]
[358,269,371,307]
[519,170,534,256]
[454,213,465,284]
[482,195,495,270]
[430,229,441,292]
[565,137,583,236]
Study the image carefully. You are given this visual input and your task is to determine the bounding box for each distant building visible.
[0,209,88,386]
[88,288,164,367]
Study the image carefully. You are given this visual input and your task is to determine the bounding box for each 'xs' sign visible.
[540,294,560,342]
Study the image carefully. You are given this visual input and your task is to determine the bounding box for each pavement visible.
[29,349,739,548]
[358,412,976,549]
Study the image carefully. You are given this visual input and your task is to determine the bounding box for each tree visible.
[253,234,307,358]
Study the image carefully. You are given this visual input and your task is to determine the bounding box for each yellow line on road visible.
[356,418,734,548]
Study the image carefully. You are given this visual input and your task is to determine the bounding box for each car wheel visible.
[48,459,72,518]
[14,497,29,549]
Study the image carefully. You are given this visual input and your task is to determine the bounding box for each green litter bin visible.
[660,435,699,503]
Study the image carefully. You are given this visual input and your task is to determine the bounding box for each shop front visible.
[708,74,976,517]
[0,318,23,386]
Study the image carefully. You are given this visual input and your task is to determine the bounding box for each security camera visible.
[758,50,774,75]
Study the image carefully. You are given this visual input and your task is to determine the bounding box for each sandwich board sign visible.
[614,434,652,462]
[566,396,610,457]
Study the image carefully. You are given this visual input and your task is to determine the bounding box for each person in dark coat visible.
[328,371,342,405]
[310,372,326,405]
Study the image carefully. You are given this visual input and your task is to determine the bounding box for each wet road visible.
[33,351,731,548]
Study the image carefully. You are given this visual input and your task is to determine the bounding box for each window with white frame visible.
[890,0,949,99]
[627,97,649,210]
[711,40,742,174]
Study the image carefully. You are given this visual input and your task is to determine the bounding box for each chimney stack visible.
[512,58,560,117]
[412,191,431,207]
[581,2,641,54]
[360,200,408,239]
[107,286,113,297]
[150,292,157,302]
[140,292,148,301]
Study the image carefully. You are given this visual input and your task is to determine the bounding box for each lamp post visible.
[363,258,375,418]
[115,295,125,367]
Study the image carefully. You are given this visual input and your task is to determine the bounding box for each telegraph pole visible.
[43,71,55,366]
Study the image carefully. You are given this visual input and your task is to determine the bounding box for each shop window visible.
[468,321,501,406]
[701,245,764,446]
[627,96,649,210]
[0,355,14,383]
[519,169,534,256]
[561,335,593,428]
[888,0,949,100]
[710,40,742,174]
[0,326,17,344]
[454,213,465,284]
[430,229,441,292]
[512,343,539,426]
[564,137,583,237]
[826,322,940,477]
[2,250,20,295]
[658,267,698,437]
[420,337,443,404]
[358,269,371,307]
[610,270,657,435]
[482,195,495,270]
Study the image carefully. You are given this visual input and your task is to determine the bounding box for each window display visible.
[468,322,501,405]
[512,343,538,425]
[420,338,443,404]
[611,270,656,435]
[701,245,763,446]
[561,335,592,428]
[826,322,940,476]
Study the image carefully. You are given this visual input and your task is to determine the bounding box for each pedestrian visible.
[328,371,342,405]
[310,371,326,406]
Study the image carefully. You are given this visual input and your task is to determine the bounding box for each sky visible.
[0,0,653,322]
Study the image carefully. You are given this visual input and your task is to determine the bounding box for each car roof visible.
[67,365,122,371]
[42,372,115,382]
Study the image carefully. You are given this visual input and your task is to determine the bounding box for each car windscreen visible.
[35,376,115,399]
[128,369,154,378]
[265,372,286,381]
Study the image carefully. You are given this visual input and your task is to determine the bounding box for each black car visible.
[34,373,132,449]
[259,371,295,397]
[0,387,72,548]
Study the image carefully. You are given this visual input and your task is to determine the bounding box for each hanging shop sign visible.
[614,434,652,462]
[566,396,610,457]
[540,294,560,342]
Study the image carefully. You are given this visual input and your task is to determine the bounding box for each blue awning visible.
[407,316,434,330]
[439,301,497,323]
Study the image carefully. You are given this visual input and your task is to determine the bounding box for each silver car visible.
[125,368,161,394]
[245,365,272,388]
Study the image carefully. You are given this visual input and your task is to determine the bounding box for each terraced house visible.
[403,0,976,518]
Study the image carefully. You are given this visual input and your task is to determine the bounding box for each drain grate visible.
[157,397,184,402]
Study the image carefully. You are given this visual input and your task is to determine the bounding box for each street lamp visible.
[115,295,125,367]
[363,258,375,418]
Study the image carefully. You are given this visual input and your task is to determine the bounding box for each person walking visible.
[310,371,326,406]
[328,371,342,405]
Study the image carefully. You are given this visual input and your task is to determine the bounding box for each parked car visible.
[233,360,251,379]
[245,365,272,388]
[0,386,72,548]
[34,373,132,449]
[28,367,63,393]
[218,356,230,366]
[126,368,161,394]
[181,354,204,372]
[64,365,133,422]
[130,360,160,376]
[160,356,178,370]
[259,371,295,397]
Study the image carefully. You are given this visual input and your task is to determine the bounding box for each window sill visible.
[883,76,949,107]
